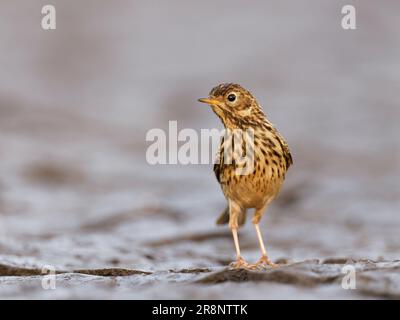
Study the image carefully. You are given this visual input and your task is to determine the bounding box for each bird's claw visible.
[251,255,279,269]
[229,256,255,270]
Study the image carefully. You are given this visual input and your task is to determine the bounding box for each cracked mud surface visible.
[1,259,400,299]
[0,1,399,299]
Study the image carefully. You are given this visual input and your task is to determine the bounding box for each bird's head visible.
[198,83,263,128]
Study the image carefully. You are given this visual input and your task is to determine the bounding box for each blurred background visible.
[0,0,399,298]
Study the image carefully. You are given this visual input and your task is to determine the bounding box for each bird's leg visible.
[253,223,278,268]
[228,201,251,269]
[251,210,278,269]
[229,227,248,268]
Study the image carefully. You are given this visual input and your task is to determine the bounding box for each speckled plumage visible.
[199,83,292,269]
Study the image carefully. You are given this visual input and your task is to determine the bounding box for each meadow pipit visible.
[199,83,293,269]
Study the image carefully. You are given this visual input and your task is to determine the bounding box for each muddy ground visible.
[0,1,399,299]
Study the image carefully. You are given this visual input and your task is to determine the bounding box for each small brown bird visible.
[199,83,292,269]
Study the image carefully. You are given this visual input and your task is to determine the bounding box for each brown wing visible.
[213,137,224,183]
[274,129,293,170]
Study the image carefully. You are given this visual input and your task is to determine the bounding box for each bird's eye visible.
[227,93,236,102]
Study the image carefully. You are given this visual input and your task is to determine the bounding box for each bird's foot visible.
[229,256,255,270]
[251,255,279,270]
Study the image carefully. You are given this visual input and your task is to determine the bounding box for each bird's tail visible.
[216,206,247,227]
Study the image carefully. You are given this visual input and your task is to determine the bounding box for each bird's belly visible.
[221,172,282,208]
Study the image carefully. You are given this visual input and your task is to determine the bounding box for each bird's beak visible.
[198,98,219,106]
